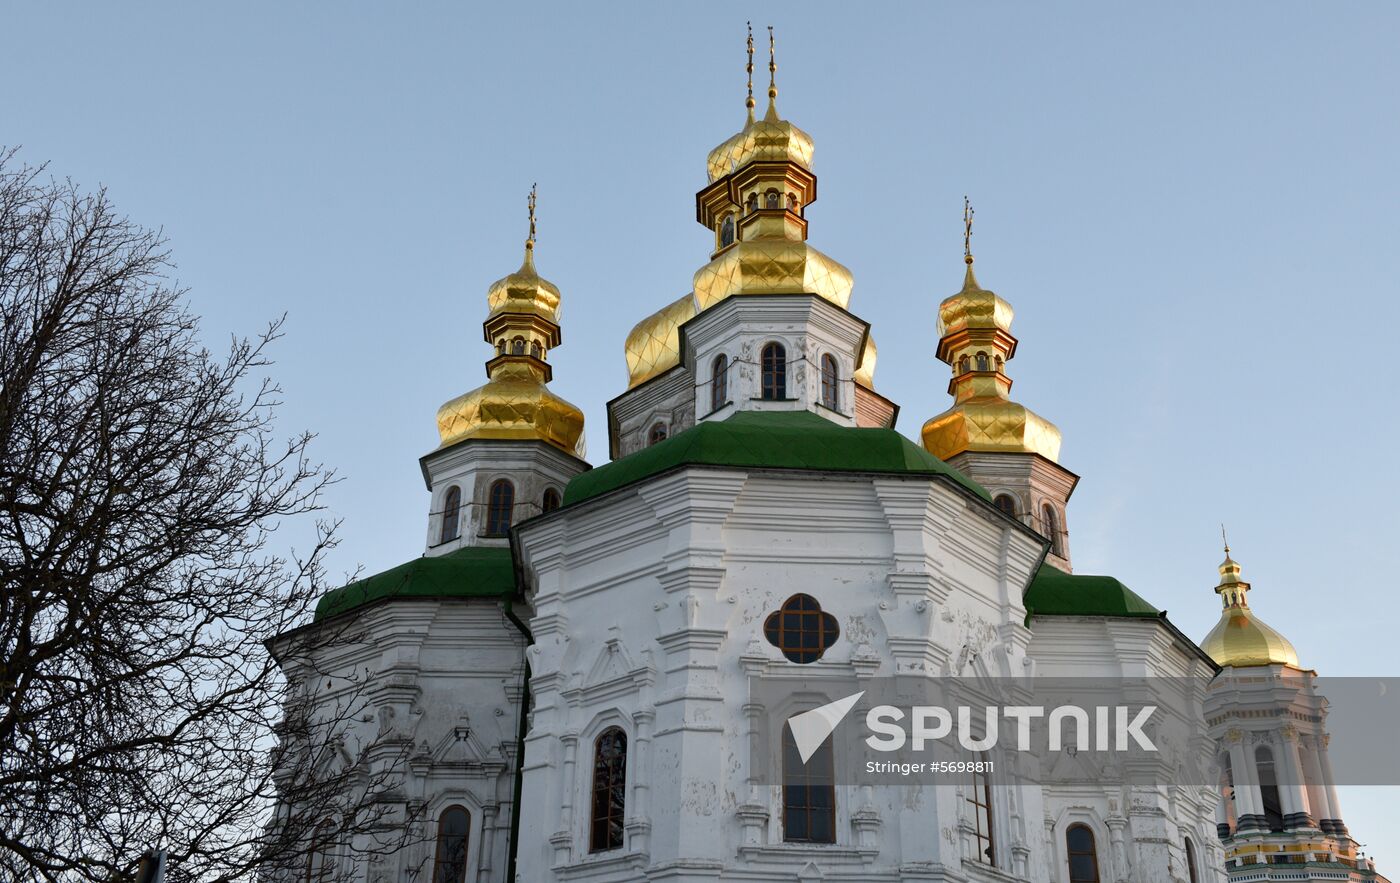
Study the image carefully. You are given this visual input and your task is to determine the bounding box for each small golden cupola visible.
[623,25,866,390]
[1201,535,1301,669]
[435,186,585,457]
[921,202,1063,463]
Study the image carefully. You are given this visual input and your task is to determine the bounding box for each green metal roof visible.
[314,545,516,622]
[1023,564,1162,619]
[563,410,988,506]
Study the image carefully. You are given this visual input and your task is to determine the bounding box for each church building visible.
[268,31,1386,883]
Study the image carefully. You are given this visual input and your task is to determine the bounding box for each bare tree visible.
[0,150,399,882]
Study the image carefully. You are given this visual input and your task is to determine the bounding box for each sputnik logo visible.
[787,691,865,763]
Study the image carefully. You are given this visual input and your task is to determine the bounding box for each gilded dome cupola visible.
[921,202,1062,463]
[1201,535,1301,669]
[435,186,585,457]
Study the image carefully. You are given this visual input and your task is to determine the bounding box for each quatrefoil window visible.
[764,594,840,664]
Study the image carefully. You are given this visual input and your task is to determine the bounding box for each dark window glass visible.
[440,485,461,543]
[711,354,729,412]
[1042,505,1062,556]
[590,728,627,853]
[306,821,335,883]
[782,721,835,843]
[820,354,838,410]
[542,488,561,513]
[432,806,470,883]
[763,594,839,664]
[720,215,735,247]
[1066,824,1099,882]
[993,495,1017,518]
[1257,747,1284,833]
[512,337,525,355]
[765,189,781,209]
[530,341,541,359]
[761,343,786,400]
[485,479,514,536]
[1185,838,1199,883]
[649,423,667,445]
[969,757,996,865]
[976,352,990,372]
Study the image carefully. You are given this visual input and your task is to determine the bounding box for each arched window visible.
[590,728,627,853]
[787,192,798,210]
[648,423,668,445]
[530,340,541,359]
[968,756,996,865]
[511,336,525,355]
[485,479,514,536]
[1184,837,1200,883]
[765,188,781,209]
[1256,746,1284,832]
[1066,824,1099,882]
[440,485,461,544]
[782,719,835,843]
[305,821,336,883]
[761,343,786,400]
[993,494,1017,518]
[820,354,839,410]
[542,488,561,513]
[711,354,729,411]
[958,355,971,374]
[975,352,990,372]
[1042,504,1062,557]
[720,214,735,247]
[432,806,471,883]
[745,192,758,213]
[497,339,506,354]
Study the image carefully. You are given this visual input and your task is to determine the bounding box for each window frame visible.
[440,485,462,544]
[1065,822,1100,883]
[781,716,836,844]
[760,342,787,401]
[711,353,729,412]
[993,494,1017,518]
[819,353,839,411]
[485,479,515,537]
[967,754,996,866]
[589,727,628,853]
[431,805,471,883]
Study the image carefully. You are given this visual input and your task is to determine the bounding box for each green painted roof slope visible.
[1024,564,1161,619]
[314,546,515,622]
[564,410,988,506]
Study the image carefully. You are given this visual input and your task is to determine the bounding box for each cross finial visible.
[526,183,537,250]
[963,196,975,265]
[767,25,777,102]
[745,22,755,118]
[1221,523,1230,556]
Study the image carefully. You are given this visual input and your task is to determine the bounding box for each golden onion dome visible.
[706,112,815,183]
[937,265,1014,338]
[486,248,561,325]
[854,335,877,387]
[436,360,585,457]
[922,256,1063,463]
[693,239,853,311]
[1200,549,1301,668]
[922,398,1062,462]
[624,293,697,388]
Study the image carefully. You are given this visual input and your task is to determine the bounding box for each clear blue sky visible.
[6,1,1398,865]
